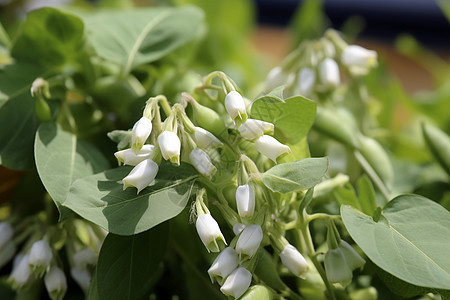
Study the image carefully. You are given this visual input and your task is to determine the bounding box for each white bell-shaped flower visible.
[0,222,13,249]
[44,266,67,300]
[235,184,255,218]
[220,267,252,299]
[236,224,263,259]
[114,145,154,166]
[254,135,290,163]
[280,244,308,277]
[73,248,98,269]
[340,240,365,270]
[194,127,223,149]
[208,247,239,284]
[297,67,316,96]
[341,45,377,75]
[70,267,91,294]
[9,254,32,288]
[158,131,181,163]
[233,223,246,236]
[319,58,340,88]
[225,91,247,121]
[122,158,159,194]
[131,117,152,153]
[324,247,353,284]
[28,240,53,275]
[238,119,274,140]
[189,148,217,178]
[195,214,226,253]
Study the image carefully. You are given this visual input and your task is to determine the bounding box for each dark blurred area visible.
[255,0,450,48]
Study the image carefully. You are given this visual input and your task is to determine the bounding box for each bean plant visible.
[0,2,449,300]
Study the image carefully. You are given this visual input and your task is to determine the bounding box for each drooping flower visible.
[194,127,223,149]
[235,184,255,218]
[122,158,159,194]
[339,240,365,270]
[158,131,181,163]
[238,119,274,140]
[324,247,353,285]
[319,58,340,88]
[297,67,316,96]
[208,247,239,284]
[114,145,154,166]
[254,135,290,163]
[341,45,377,76]
[73,248,98,269]
[28,240,53,276]
[44,266,67,300]
[279,244,308,277]
[225,91,247,122]
[9,254,32,289]
[220,267,252,299]
[189,148,217,178]
[131,117,152,153]
[195,214,226,253]
[235,224,263,259]
[70,267,91,294]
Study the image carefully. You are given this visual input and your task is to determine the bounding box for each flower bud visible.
[254,135,290,163]
[340,240,365,270]
[122,158,159,194]
[341,45,377,76]
[31,77,50,98]
[191,100,227,137]
[189,148,217,178]
[114,145,154,166]
[324,248,352,285]
[195,214,226,253]
[233,223,246,236]
[194,127,223,149]
[220,267,252,299]
[319,58,340,88]
[131,117,152,153]
[225,91,247,124]
[70,267,91,293]
[73,248,98,269]
[297,67,316,96]
[208,247,239,284]
[236,184,255,218]
[28,240,53,276]
[9,254,32,289]
[238,119,274,140]
[0,222,13,249]
[158,131,181,164]
[280,244,308,277]
[44,266,67,300]
[236,224,263,259]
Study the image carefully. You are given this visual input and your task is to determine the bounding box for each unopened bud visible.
[44,266,67,300]
[319,58,340,88]
[208,247,239,284]
[195,214,226,253]
[280,244,308,277]
[220,267,252,299]
[254,135,290,163]
[158,131,181,164]
[122,159,159,194]
[236,224,263,259]
[236,184,255,218]
[131,117,152,154]
[225,91,247,125]
[238,119,274,140]
[189,148,217,178]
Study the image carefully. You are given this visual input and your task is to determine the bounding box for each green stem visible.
[157,96,172,117]
[354,150,391,202]
[306,213,340,223]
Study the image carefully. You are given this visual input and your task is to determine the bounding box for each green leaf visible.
[250,94,316,144]
[241,285,273,300]
[357,175,376,216]
[64,164,197,235]
[262,157,328,193]
[11,7,84,68]
[35,122,110,216]
[96,223,168,300]
[332,183,360,210]
[84,6,203,75]
[341,194,450,290]
[422,122,450,176]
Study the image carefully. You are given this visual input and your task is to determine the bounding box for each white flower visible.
[73,248,98,269]
[158,131,181,163]
[280,244,308,277]
[235,184,255,218]
[233,223,246,236]
[131,117,152,153]
[225,91,247,121]
[297,67,316,96]
[319,58,340,88]
[114,145,154,166]
[123,159,159,194]
[9,254,32,288]
[28,240,53,272]
[195,214,226,253]
[208,247,239,284]
[70,267,91,294]
[238,119,274,140]
[44,266,67,300]
[340,240,365,270]
[0,222,13,249]
[254,135,290,163]
[341,45,377,75]
[189,148,217,178]
[220,267,252,299]
[236,224,263,259]
[194,127,223,149]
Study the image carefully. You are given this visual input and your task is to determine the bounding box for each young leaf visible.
[35,122,110,216]
[357,175,377,216]
[250,95,316,144]
[96,223,169,299]
[422,122,450,176]
[84,6,204,75]
[341,194,450,290]
[332,183,360,210]
[262,157,328,193]
[64,165,197,235]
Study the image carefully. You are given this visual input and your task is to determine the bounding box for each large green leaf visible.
[84,6,203,75]
[250,93,316,144]
[11,7,84,68]
[64,165,197,235]
[35,122,110,216]
[96,223,168,299]
[262,157,328,193]
[341,194,450,290]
